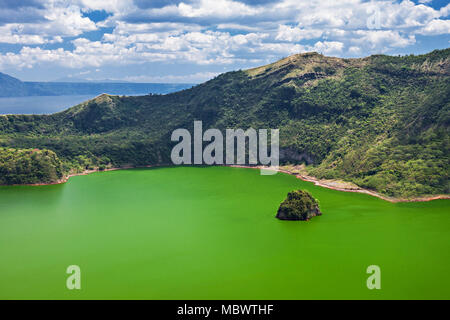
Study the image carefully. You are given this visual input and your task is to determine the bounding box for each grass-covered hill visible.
[0,48,449,198]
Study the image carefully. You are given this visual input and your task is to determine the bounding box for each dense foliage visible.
[0,148,63,184]
[276,190,322,221]
[0,49,448,197]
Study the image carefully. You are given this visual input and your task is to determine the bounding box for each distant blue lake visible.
[0,82,194,114]
[0,94,147,115]
[0,95,96,115]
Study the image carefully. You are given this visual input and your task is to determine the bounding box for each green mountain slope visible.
[0,49,449,197]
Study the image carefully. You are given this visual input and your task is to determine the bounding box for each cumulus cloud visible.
[275,25,323,42]
[353,30,416,50]
[439,3,450,17]
[42,4,97,36]
[178,0,260,18]
[124,71,219,83]
[312,41,344,55]
[0,1,98,44]
[418,19,450,35]
[348,46,362,55]
[0,0,448,75]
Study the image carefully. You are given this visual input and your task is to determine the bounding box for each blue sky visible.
[0,0,448,82]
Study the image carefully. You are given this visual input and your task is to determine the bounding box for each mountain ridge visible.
[0,48,449,198]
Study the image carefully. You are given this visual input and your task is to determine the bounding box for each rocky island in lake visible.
[276,190,322,221]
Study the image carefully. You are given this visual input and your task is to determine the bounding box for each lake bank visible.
[226,164,450,203]
[10,164,449,203]
[278,166,450,203]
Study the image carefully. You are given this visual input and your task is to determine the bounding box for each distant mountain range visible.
[0,72,33,97]
[0,72,194,97]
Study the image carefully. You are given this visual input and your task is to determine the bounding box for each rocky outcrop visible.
[276,190,322,221]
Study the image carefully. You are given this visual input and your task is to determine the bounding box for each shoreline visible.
[20,165,158,187]
[8,164,450,203]
[228,165,450,203]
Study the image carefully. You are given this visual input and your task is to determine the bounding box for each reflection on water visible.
[0,183,67,215]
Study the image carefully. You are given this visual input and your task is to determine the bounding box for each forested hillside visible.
[0,148,63,185]
[0,49,448,197]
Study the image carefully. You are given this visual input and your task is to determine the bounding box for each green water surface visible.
[0,166,449,299]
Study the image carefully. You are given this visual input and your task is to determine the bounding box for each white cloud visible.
[275,25,323,42]
[0,25,46,44]
[177,0,260,18]
[0,0,448,72]
[77,0,135,14]
[216,23,259,32]
[112,21,203,35]
[418,19,450,35]
[439,4,450,17]
[0,31,268,69]
[348,46,362,55]
[0,2,97,44]
[124,71,219,83]
[41,4,97,37]
[380,0,439,29]
[312,41,344,55]
[353,30,416,50]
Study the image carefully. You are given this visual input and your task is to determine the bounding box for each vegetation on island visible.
[0,48,448,198]
[276,190,322,221]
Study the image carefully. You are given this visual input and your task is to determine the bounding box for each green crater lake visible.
[0,166,449,299]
